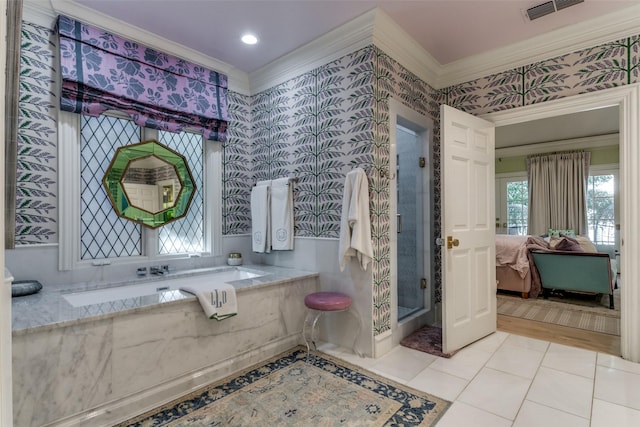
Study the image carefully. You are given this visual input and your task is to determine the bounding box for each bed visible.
[496,233,602,299]
[495,235,533,298]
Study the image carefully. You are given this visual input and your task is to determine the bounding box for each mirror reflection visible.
[103,139,196,229]
[122,156,183,214]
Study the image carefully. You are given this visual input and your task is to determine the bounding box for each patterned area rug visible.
[497,291,620,336]
[117,347,450,426]
[400,325,458,358]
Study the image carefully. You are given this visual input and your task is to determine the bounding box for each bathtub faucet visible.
[150,265,173,276]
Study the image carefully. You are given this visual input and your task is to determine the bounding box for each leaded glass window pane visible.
[80,115,142,259]
[157,131,204,254]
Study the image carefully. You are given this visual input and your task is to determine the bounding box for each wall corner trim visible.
[371,9,441,86]
[248,9,378,94]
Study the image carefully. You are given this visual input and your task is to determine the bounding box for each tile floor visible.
[319,331,640,426]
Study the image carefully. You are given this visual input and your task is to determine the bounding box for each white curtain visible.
[527,151,590,236]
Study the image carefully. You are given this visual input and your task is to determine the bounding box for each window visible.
[61,110,221,270]
[496,175,528,235]
[81,115,142,259]
[157,131,205,254]
[587,171,617,247]
[496,167,619,251]
[80,114,206,260]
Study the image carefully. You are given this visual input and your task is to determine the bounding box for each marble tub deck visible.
[11,264,319,427]
[11,264,316,334]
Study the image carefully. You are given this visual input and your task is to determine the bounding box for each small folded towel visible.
[338,168,373,271]
[271,177,294,250]
[179,282,238,320]
[251,180,271,253]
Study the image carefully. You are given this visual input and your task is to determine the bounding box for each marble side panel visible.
[111,277,316,397]
[13,320,114,427]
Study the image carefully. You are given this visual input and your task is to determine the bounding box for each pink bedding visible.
[495,235,530,279]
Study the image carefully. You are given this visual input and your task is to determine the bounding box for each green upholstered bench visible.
[530,250,614,309]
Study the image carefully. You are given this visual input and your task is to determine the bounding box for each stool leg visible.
[303,310,322,361]
[346,307,363,358]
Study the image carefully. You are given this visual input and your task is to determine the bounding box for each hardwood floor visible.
[497,314,621,356]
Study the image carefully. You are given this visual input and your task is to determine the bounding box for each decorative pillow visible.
[552,236,584,252]
[547,228,576,238]
[575,235,598,253]
[548,237,562,249]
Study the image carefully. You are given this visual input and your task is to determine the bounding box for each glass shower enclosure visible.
[396,125,427,320]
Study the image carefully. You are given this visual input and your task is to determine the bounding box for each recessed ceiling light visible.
[241,34,258,45]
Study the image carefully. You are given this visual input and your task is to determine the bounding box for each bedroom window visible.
[587,172,617,248]
[496,175,528,235]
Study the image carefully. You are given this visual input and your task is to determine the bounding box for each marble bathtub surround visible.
[12,265,319,426]
[11,264,312,333]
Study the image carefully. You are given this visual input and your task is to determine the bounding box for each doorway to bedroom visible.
[493,106,622,355]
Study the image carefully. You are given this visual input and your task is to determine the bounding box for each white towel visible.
[271,177,294,250]
[338,168,374,271]
[251,180,271,253]
[179,283,237,320]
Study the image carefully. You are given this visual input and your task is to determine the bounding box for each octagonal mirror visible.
[102,139,196,229]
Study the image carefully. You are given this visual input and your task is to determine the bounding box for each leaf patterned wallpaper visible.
[444,36,640,114]
[15,18,640,335]
[15,22,57,245]
[241,46,441,334]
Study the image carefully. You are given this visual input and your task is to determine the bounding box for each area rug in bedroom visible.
[497,292,620,336]
[116,346,450,427]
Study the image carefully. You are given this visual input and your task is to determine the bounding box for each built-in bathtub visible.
[62,267,264,308]
[11,265,318,427]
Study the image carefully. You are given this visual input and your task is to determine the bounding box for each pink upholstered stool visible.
[303,292,362,360]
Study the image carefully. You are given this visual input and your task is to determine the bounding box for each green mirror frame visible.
[102,139,196,229]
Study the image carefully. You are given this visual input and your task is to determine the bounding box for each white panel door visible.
[124,183,159,212]
[441,105,496,354]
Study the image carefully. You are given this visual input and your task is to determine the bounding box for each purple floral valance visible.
[57,15,228,141]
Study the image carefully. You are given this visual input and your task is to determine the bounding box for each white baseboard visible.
[373,330,393,358]
[44,335,301,427]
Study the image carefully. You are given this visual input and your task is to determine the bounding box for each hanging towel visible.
[251,180,271,253]
[271,177,294,250]
[179,282,238,320]
[338,168,374,271]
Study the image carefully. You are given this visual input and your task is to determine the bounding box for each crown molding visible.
[37,0,251,94]
[248,9,377,94]
[495,133,619,159]
[23,0,57,28]
[436,3,640,89]
[24,2,640,96]
[249,8,442,95]
[371,9,441,88]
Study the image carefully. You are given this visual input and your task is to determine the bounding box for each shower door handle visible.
[397,214,402,233]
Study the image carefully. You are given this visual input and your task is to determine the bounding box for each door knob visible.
[447,236,459,249]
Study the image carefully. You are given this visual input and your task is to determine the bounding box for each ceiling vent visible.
[526,0,584,21]
[527,1,555,20]
[555,0,585,11]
